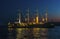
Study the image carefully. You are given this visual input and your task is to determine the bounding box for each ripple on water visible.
[48,26,60,39]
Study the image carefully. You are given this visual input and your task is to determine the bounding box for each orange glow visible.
[35,16,38,24]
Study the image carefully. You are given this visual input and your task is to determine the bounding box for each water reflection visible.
[16,28,48,39]
[1,26,60,39]
[7,28,16,39]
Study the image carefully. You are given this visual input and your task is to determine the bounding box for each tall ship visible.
[8,8,55,28]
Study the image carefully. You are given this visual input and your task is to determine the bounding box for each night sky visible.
[0,0,60,25]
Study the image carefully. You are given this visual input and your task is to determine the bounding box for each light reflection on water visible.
[16,28,48,39]
[7,26,60,39]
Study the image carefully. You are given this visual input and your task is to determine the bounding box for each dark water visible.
[0,26,60,39]
[48,26,60,39]
[0,26,8,39]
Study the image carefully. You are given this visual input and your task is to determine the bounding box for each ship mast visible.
[27,8,29,24]
[45,8,48,22]
[18,10,21,24]
[35,8,39,24]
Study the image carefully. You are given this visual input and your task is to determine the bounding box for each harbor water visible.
[0,26,60,39]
